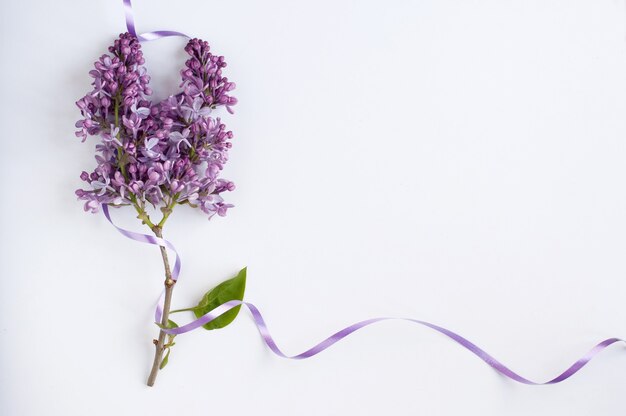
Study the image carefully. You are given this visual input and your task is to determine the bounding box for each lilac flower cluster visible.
[75,33,237,219]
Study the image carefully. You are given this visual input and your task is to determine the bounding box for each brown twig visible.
[146,225,176,387]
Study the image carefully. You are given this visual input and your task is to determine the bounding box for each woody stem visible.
[146,225,176,387]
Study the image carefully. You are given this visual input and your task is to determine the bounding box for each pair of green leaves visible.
[160,267,247,369]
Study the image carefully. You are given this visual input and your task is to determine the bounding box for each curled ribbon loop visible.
[102,204,624,385]
[123,0,190,42]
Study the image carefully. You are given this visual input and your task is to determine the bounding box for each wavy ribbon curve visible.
[102,205,180,322]
[101,204,624,385]
[111,1,624,385]
[123,0,190,42]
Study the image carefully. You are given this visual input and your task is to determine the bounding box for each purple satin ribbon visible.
[123,0,190,42]
[102,204,624,385]
[111,1,624,385]
[102,205,180,322]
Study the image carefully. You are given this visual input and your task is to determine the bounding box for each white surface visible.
[1,0,625,414]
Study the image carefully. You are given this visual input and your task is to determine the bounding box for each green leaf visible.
[194,267,247,330]
[159,348,171,370]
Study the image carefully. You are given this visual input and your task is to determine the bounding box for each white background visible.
[1,0,625,415]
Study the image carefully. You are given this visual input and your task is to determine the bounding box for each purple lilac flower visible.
[75,33,237,219]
